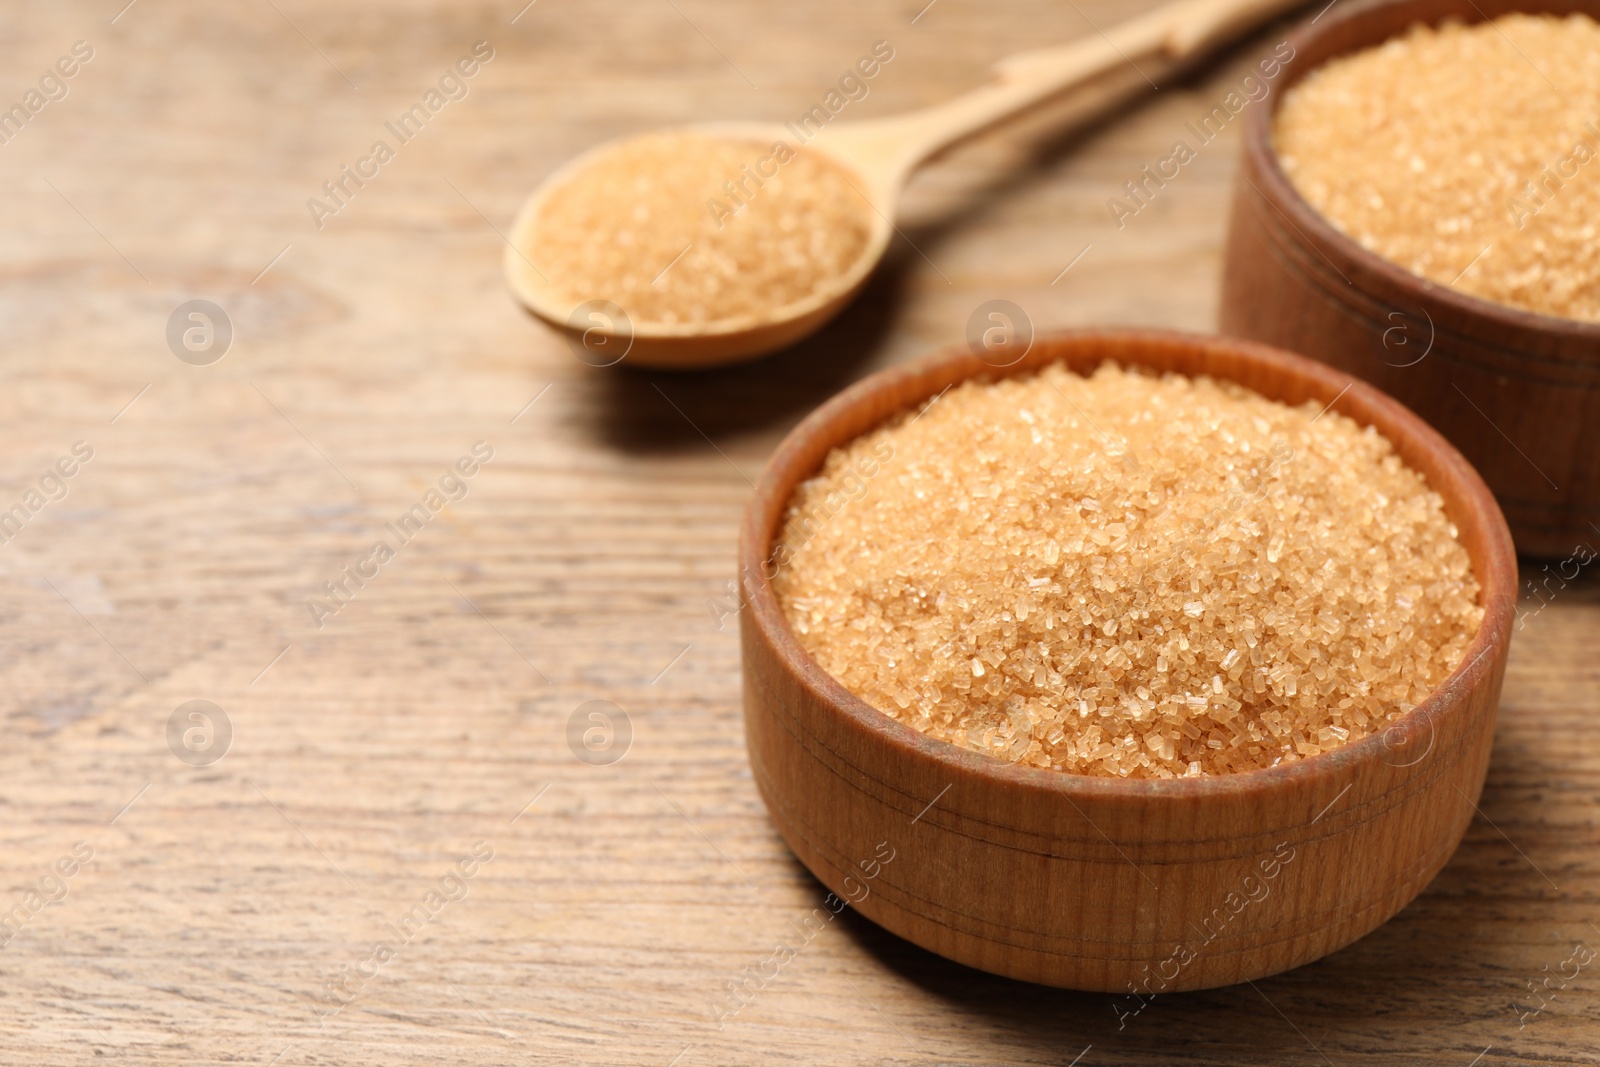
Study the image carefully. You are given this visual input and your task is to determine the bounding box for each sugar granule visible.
[525,132,873,328]
[772,363,1483,779]
[1274,13,1600,322]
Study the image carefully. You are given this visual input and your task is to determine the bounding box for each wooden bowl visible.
[1221,0,1600,559]
[739,329,1516,992]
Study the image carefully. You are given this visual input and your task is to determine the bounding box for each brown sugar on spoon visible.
[771,363,1484,779]
[524,131,875,328]
[1274,13,1600,322]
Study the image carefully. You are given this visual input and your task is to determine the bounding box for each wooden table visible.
[2,1,1595,1063]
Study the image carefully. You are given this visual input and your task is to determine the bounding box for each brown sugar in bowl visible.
[1221,0,1600,559]
[738,330,1515,992]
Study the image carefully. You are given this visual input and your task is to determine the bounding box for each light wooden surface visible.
[0,1,1596,1064]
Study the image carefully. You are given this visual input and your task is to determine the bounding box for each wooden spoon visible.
[506,0,1308,370]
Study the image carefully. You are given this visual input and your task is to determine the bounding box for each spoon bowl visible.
[504,121,895,370]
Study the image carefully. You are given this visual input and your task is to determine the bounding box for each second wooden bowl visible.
[739,329,1516,992]
[1221,0,1600,558]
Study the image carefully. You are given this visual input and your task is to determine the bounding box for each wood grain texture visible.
[1220,0,1600,558]
[740,330,1517,992]
[0,1,1596,1064]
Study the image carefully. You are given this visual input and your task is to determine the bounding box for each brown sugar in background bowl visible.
[1221,0,1600,559]
[739,330,1515,992]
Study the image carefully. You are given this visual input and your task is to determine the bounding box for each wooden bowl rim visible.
[739,328,1517,802]
[1242,0,1600,341]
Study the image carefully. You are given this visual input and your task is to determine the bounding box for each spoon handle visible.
[829,0,1308,184]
